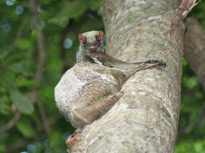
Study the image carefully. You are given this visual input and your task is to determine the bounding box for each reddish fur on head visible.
[78,34,83,39]
[99,31,104,36]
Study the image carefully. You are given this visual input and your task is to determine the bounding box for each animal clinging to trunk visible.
[55,31,166,129]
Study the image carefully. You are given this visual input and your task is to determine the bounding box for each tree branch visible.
[30,0,51,135]
[176,0,201,19]
[4,139,29,153]
[0,112,21,133]
[13,17,28,48]
[59,19,74,73]
[65,0,201,152]
[48,114,63,126]
[184,15,205,90]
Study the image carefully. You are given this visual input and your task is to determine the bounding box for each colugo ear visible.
[78,34,83,39]
[99,31,104,36]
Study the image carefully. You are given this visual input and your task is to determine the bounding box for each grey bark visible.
[68,0,200,152]
[184,16,205,90]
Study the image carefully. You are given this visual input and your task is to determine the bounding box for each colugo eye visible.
[82,37,87,44]
[96,35,101,42]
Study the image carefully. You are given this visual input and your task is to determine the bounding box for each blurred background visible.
[0,0,204,153]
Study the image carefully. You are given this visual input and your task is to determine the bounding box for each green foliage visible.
[193,0,205,28]
[0,96,10,114]
[0,0,204,153]
[9,89,34,115]
[16,121,35,138]
[0,0,103,152]
[176,57,205,152]
[175,140,205,153]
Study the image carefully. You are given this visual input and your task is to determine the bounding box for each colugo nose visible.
[89,46,97,52]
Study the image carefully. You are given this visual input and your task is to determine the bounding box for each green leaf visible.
[194,141,203,152]
[39,87,56,113]
[49,132,61,146]
[8,63,31,77]
[60,0,87,20]
[0,144,4,153]
[87,0,103,12]
[0,96,10,114]
[0,82,6,94]
[17,38,32,50]
[9,89,34,114]
[16,78,37,87]
[16,121,35,138]
[4,50,28,66]
[39,87,54,102]
[0,69,15,87]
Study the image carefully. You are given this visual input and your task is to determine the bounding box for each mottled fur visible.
[55,31,166,128]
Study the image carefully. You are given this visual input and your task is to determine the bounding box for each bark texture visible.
[68,0,200,152]
[184,15,205,90]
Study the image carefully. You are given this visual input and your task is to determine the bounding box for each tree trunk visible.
[184,15,205,90]
[68,0,200,152]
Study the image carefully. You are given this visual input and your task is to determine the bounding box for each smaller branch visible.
[30,0,51,135]
[176,0,201,19]
[48,115,63,126]
[36,99,51,134]
[4,139,29,153]
[13,17,28,48]
[184,15,205,90]
[59,19,74,73]
[0,112,21,133]
[21,2,30,9]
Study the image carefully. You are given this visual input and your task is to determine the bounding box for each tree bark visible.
[68,0,200,152]
[184,15,205,90]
